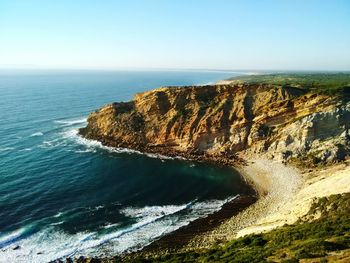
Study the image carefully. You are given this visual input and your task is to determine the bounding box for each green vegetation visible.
[129,193,350,262]
[228,73,350,96]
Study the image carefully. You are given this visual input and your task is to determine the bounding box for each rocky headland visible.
[77,75,350,262]
[79,83,349,166]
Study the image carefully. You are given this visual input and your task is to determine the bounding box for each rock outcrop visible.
[79,84,350,165]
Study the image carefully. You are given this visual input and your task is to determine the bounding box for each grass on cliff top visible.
[227,73,350,96]
[128,193,350,263]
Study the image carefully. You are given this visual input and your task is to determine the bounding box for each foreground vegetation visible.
[228,73,350,96]
[125,193,350,263]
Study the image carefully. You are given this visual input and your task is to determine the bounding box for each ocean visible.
[0,70,251,262]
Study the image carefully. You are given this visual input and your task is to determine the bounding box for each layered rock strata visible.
[79,84,350,165]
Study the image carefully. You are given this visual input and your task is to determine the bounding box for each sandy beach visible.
[182,157,350,250]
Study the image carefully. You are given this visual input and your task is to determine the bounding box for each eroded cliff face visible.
[80,84,349,164]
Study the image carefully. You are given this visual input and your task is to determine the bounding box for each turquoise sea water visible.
[0,70,252,262]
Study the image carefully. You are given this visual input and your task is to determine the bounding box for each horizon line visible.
[0,67,349,73]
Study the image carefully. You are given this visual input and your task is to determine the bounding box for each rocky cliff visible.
[79,84,350,165]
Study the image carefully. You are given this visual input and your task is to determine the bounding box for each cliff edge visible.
[79,83,349,166]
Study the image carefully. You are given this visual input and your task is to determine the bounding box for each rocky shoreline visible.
[78,133,247,167]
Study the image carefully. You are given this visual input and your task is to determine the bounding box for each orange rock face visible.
[80,84,349,164]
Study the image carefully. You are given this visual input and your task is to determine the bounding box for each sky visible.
[0,0,349,71]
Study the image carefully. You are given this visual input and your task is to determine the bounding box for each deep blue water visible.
[0,70,251,262]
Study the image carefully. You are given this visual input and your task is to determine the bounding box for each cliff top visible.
[224,73,350,96]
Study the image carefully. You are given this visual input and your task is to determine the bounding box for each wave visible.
[189,195,238,216]
[0,197,238,262]
[37,138,65,149]
[0,227,94,263]
[120,203,191,219]
[53,212,63,218]
[91,205,104,211]
[0,147,15,152]
[42,140,53,147]
[54,118,87,126]
[62,128,187,161]
[19,148,32,152]
[74,149,94,153]
[50,221,64,226]
[30,132,44,137]
[103,223,121,229]
[0,228,27,249]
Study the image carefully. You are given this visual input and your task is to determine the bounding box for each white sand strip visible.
[237,159,350,237]
[187,158,350,248]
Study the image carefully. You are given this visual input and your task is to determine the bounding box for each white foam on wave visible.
[62,128,186,161]
[103,223,120,229]
[0,196,239,262]
[189,195,238,216]
[43,141,53,147]
[54,118,87,126]
[19,148,32,152]
[0,228,27,249]
[0,228,94,263]
[121,203,190,219]
[93,205,104,211]
[53,212,63,218]
[62,129,110,154]
[50,221,64,226]
[38,138,65,149]
[30,132,43,137]
[0,147,15,152]
[74,149,94,153]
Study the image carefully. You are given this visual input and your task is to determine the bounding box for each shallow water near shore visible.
[0,70,252,262]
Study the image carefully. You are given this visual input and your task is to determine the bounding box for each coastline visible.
[46,149,350,262]
[184,156,303,248]
[127,195,257,257]
[71,149,299,262]
[119,156,350,261]
[65,135,259,262]
[132,156,303,252]
[75,76,350,261]
[179,156,350,252]
[78,153,318,262]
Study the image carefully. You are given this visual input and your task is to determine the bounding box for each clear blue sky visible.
[0,0,349,70]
